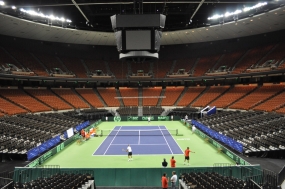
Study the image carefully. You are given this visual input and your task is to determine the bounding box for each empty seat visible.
[97,88,120,107]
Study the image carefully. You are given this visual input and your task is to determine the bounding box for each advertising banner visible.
[192,120,243,153]
[194,127,250,165]
[27,135,60,161]
[27,134,77,167]
[107,116,179,122]
[27,120,101,167]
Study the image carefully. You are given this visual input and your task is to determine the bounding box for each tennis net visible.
[100,129,178,136]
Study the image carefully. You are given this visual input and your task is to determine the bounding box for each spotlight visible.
[233,14,238,22]
[0,1,5,6]
[12,6,16,9]
[219,17,224,25]
[189,19,192,24]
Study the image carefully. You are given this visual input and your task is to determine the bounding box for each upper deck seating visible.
[160,87,184,106]
[52,89,89,109]
[192,86,230,107]
[97,88,120,107]
[142,87,162,106]
[119,88,139,106]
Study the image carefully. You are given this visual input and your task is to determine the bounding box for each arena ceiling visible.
[0,0,285,45]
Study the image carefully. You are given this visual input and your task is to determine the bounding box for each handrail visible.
[263,168,278,187]
[0,68,285,83]
[0,171,13,179]
[0,181,13,189]
[278,165,285,185]
[0,177,13,189]
[249,178,263,189]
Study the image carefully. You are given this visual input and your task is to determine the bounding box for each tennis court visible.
[93,126,183,155]
[41,121,235,168]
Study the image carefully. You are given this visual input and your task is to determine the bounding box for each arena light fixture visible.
[208,14,224,20]
[243,2,268,12]
[20,8,72,23]
[0,1,5,6]
[11,6,16,9]
[208,2,268,20]
[224,10,242,18]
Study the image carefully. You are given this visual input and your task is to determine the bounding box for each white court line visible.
[160,125,184,154]
[91,126,117,156]
[111,144,168,145]
[93,125,183,156]
[159,125,174,154]
[103,126,122,155]
[94,153,183,156]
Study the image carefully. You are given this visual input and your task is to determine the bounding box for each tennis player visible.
[184,147,195,166]
[126,144,133,161]
[170,156,176,167]
[192,125,196,134]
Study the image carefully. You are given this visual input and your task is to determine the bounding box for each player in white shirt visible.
[170,171,177,189]
[126,144,133,161]
[192,125,196,134]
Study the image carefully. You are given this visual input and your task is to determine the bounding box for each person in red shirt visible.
[85,132,90,140]
[170,156,176,167]
[161,173,169,189]
[80,129,85,137]
[184,147,195,166]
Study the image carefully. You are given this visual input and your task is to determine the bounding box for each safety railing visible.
[0,177,13,189]
[278,165,285,186]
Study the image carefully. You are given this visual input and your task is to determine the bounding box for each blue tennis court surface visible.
[93,126,183,155]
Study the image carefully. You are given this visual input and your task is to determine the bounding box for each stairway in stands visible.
[92,88,107,107]
[105,61,113,76]
[0,92,28,115]
[138,87,143,106]
[71,88,92,108]
[56,56,71,73]
[30,52,50,75]
[208,85,233,106]
[81,59,91,76]
[225,85,259,108]
[169,60,176,74]
[211,54,225,71]
[250,86,285,109]
[22,88,53,110]
[49,88,75,109]
[254,43,279,68]
[231,49,250,72]
[189,86,209,107]
[189,58,200,75]
[174,87,188,106]
[1,46,25,69]
[0,88,49,113]
[138,87,143,116]
[138,107,143,116]
[156,88,166,107]
[116,88,125,107]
